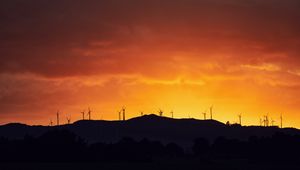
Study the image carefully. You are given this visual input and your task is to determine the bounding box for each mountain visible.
[0,114,299,147]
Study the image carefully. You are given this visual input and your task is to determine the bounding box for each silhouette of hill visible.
[0,114,299,147]
[1,115,300,169]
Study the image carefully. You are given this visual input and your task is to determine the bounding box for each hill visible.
[0,114,299,147]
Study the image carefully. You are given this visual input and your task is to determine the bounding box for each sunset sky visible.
[1,0,300,127]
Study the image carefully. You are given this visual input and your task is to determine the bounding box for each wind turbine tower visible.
[263,115,269,127]
[210,106,213,120]
[87,107,92,120]
[118,111,121,120]
[81,111,85,120]
[238,114,242,125]
[158,109,163,117]
[171,111,174,118]
[122,106,126,121]
[66,116,71,124]
[259,118,262,126]
[203,111,207,120]
[56,111,60,126]
[280,114,283,128]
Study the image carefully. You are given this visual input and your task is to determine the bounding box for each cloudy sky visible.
[1,0,300,127]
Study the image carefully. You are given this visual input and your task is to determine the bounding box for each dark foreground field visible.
[1,115,300,170]
[0,160,299,170]
[0,130,300,170]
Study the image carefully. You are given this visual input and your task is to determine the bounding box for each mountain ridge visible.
[0,114,299,147]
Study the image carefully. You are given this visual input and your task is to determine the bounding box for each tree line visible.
[0,129,299,162]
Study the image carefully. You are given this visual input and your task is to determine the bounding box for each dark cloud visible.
[0,0,300,78]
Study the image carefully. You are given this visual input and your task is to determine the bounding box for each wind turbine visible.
[141,111,144,116]
[66,116,71,124]
[170,110,174,118]
[209,105,213,120]
[202,110,207,120]
[238,114,242,125]
[56,111,60,126]
[263,115,269,127]
[122,106,126,121]
[158,109,163,117]
[280,114,283,128]
[50,119,53,126]
[118,110,121,120]
[87,107,92,120]
[81,110,85,120]
[259,118,262,126]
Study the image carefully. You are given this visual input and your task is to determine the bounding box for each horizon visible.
[1,0,300,128]
[1,111,289,129]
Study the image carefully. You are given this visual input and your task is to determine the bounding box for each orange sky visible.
[1,0,300,127]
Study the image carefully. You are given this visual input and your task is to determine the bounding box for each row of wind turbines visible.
[50,107,92,126]
[49,105,284,128]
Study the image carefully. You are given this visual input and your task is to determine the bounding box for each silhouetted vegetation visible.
[0,129,300,170]
[0,129,300,166]
[192,132,300,162]
[0,130,184,162]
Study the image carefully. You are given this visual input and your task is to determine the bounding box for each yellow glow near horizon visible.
[0,72,298,129]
